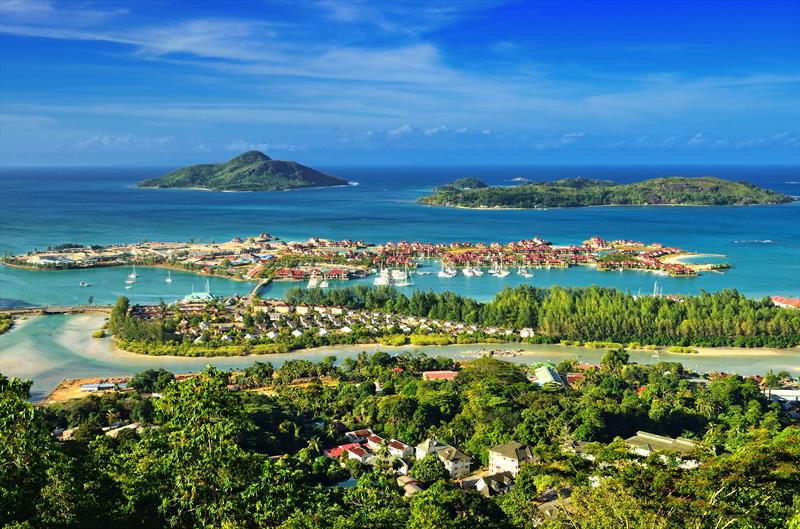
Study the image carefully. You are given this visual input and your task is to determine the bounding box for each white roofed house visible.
[488,441,537,476]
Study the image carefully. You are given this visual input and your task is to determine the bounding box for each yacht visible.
[128,264,137,279]
[488,262,501,276]
[472,267,484,277]
[495,265,510,278]
[374,268,392,286]
[391,268,409,281]
[437,261,457,278]
[462,267,475,277]
[125,278,136,285]
[79,281,91,287]
[165,270,173,283]
[518,267,534,278]
[395,266,414,287]
[319,279,330,288]
[308,275,322,288]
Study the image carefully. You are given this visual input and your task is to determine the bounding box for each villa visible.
[488,441,537,476]
[415,438,472,478]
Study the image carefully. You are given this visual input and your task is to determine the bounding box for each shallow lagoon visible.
[1,315,797,401]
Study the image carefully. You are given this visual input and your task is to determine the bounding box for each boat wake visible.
[733,239,774,244]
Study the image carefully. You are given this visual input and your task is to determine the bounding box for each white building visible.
[488,441,537,476]
[415,438,471,478]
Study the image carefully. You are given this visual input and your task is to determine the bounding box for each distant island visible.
[138,151,348,192]
[419,176,793,208]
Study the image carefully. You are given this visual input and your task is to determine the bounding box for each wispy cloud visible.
[54,134,174,153]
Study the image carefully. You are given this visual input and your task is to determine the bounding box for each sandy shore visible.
[661,252,726,265]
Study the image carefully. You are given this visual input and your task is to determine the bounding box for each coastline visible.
[4,314,798,402]
[418,201,795,211]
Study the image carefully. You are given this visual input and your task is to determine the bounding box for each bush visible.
[91,329,106,339]
[668,346,698,354]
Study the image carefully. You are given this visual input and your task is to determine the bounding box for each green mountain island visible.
[419,176,793,208]
[138,151,348,192]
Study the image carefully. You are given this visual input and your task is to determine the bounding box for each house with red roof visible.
[771,296,800,309]
[422,370,459,381]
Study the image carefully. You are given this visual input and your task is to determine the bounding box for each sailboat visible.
[128,264,137,279]
[495,263,510,278]
[165,270,173,283]
[394,265,414,287]
[518,266,534,278]
[373,266,392,286]
[437,260,456,278]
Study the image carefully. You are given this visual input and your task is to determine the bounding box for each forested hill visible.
[138,151,348,191]
[418,176,793,208]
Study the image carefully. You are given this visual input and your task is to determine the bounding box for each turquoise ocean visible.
[1,165,799,307]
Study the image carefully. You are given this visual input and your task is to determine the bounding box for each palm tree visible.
[307,436,321,454]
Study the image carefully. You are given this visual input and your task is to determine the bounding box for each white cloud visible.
[387,124,413,136]
[56,134,174,153]
[225,140,304,153]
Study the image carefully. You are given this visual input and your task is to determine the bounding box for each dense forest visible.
[3,351,798,528]
[285,285,800,347]
[419,176,793,208]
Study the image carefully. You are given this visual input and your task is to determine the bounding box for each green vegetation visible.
[419,176,793,208]
[3,351,798,528]
[91,329,105,339]
[287,285,800,347]
[433,177,489,191]
[137,150,347,192]
[0,314,12,335]
[668,346,698,354]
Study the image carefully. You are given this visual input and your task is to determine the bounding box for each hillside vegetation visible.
[138,151,347,192]
[419,176,792,208]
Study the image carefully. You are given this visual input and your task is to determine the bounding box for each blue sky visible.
[0,0,798,166]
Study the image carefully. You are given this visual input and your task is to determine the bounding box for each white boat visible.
[462,267,475,277]
[391,268,408,281]
[128,265,137,279]
[472,267,484,277]
[416,271,432,276]
[125,285,133,290]
[165,270,173,283]
[437,261,457,278]
[495,268,510,278]
[488,262,501,276]
[308,276,322,288]
[395,266,414,286]
[125,278,136,284]
[79,281,91,287]
[374,268,392,286]
[518,267,534,278]
[319,280,329,288]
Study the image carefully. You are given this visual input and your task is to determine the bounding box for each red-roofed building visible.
[771,296,800,309]
[422,370,459,381]
[566,373,584,386]
[345,428,374,443]
[323,442,361,459]
[346,445,371,463]
[388,439,414,458]
[366,434,385,451]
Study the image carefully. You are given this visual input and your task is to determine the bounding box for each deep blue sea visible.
[1,165,798,306]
